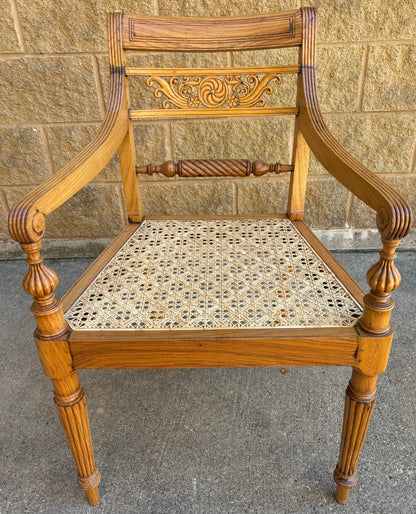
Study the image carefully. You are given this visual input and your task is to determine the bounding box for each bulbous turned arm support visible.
[357,206,408,335]
[7,11,129,343]
[19,240,68,339]
[358,237,402,335]
[8,193,69,339]
[7,203,67,339]
[366,240,401,295]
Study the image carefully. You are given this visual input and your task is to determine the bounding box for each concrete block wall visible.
[1,0,415,258]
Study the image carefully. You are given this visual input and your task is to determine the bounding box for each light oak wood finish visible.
[296,10,410,503]
[8,11,130,506]
[125,65,301,76]
[7,7,412,508]
[68,327,359,370]
[287,119,310,220]
[53,372,100,506]
[138,68,293,116]
[122,11,303,52]
[299,8,412,243]
[287,53,310,220]
[334,370,377,504]
[129,106,299,119]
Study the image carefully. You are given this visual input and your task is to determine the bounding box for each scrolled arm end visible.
[8,200,46,245]
[376,202,413,242]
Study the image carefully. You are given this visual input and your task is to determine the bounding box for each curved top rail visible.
[122,10,302,52]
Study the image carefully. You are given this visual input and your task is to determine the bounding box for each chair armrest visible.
[298,6,412,339]
[6,12,128,343]
[9,5,129,246]
[300,105,412,241]
[299,8,412,242]
[8,102,129,245]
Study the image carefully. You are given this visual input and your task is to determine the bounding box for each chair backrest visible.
[108,9,315,223]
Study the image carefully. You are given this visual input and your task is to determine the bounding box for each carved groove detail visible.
[136,159,293,178]
[366,239,401,295]
[334,384,376,489]
[300,8,412,241]
[21,242,58,300]
[359,239,401,334]
[55,388,100,490]
[146,73,282,110]
[19,241,68,338]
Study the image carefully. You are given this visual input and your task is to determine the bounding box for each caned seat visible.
[65,218,362,331]
[8,7,412,508]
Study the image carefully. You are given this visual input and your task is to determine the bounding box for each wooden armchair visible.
[8,8,412,507]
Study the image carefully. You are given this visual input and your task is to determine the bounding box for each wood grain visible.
[122,11,302,51]
[287,118,310,219]
[69,327,358,370]
[118,49,144,223]
[129,107,299,119]
[8,12,129,244]
[6,6,413,508]
[333,369,377,504]
[125,65,301,76]
[53,372,100,506]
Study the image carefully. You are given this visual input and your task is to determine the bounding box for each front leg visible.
[334,369,376,504]
[18,239,101,505]
[335,236,402,503]
[53,372,101,505]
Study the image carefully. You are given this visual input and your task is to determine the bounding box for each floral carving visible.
[146,73,282,109]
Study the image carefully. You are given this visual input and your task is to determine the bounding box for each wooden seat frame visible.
[8,8,412,507]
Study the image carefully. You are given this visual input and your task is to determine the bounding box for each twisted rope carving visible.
[136,159,293,177]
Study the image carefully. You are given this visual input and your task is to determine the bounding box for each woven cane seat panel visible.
[65,219,362,330]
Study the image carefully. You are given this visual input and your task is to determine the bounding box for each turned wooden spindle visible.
[21,240,68,339]
[359,238,401,335]
[136,159,293,177]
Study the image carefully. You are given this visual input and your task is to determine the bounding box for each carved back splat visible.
[118,11,305,218]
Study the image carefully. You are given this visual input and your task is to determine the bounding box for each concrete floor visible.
[0,252,415,514]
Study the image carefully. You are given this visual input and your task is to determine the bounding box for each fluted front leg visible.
[53,372,101,505]
[334,370,377,504]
